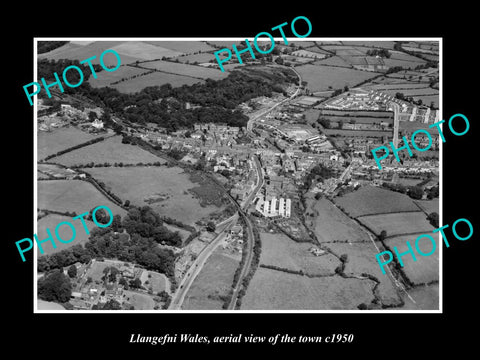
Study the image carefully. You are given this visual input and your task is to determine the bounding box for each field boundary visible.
[353,209,426,219]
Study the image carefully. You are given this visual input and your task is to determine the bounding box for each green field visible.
[140,271,169,294]
[398,284,439,310]
[143,41,215,54]
[37,214,97,255]
[305,196,371,243]
[37,179,126,216]
[53,135,165,166]
[357,212,434,238]
[259,232,340,276]
[88,65,152,88]
[38,126,100,160]
[85,166,223,226]
[384,234,440,285]
[295,64,380,92]
[182,249,240,310]
[241,268,376,310]
[324,242,402,307]
[334,185,420,218]
[139,60,228,80]
[38,41,141,65]
[414,199,439,215]
[123,290,155,310]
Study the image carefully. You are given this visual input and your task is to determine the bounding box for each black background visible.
[5,3,478,355]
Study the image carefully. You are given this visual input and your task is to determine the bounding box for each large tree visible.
[38,269,72,303]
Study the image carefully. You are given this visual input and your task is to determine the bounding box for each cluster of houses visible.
[324,89,439,124]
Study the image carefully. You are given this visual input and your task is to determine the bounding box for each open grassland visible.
[398,284,439,310]
[322,128,392,137]
[174,52,218,64]
[182,249,240,310]
[383,58,427,69]
[37,179,126,216]
[37,214,96,255]
[123,290,155,310]
[340,41,397,49]
[37,300,66,310]
[141,271,169,294]
[143,41,215,53]
[295,64,379,92]
[384,234,440,285]
[414,199,439,215]
[110,41,183,60]
[38,41,140,65]
[109,71,203,93]
[38,126,99,160]
[88,65,150,88]
[53,135,165,166]
[305,195,370,243]
[139,60,228,80]
[85,167,222,226]
[260,232,340,276]
[241,268,376,310]
[325,242,402,307]
[357,212,434,237]
[334,185,420,218]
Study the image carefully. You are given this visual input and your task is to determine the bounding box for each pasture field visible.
[37,300,66,310]
[414,199,439,216]
[110,71,203,93]
[140,60,228,80]
[295,64,380,92]
[182,249,240,310]
[320,109,393,118]
[259,232,340,276]
[241,268,376,310]
[325,241,402,306]
[140,271,169,294]
[310,55,351,67]
[53,135,165,166]
[398,284,439,310]
[305,195,371,243]
[37,214,97,255]
[414,95,439,108]
[110,41,183,60]
[38,41,140,65]
[88,65,150,88]
[174,52,218,64]
[143,41,215,54]
[85,166,222,226]
[333,185,420,218]
[321,128,391,137]
[341,41,397,49]
[389,51,427,62]
[384,234,440,285]
[357,212,434,237]
[399,120,439,134]
[37,179,126,216]
[38,126,99,160]
[322,115,393,124]
[123,290,155,310]
[383,58,427,69]
[363,82,431,90]
[288,41,317,48]
[304,46,331,55]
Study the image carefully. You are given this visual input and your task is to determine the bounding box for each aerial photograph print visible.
[34,38,440,312]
